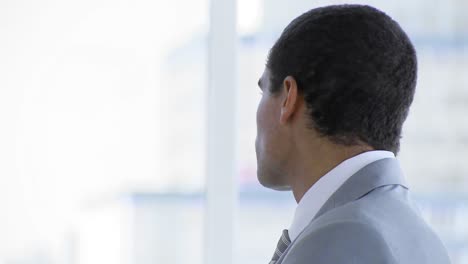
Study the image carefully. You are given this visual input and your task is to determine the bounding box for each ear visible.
[279,76,299,125]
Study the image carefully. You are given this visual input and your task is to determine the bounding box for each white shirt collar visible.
[288,150,396,242]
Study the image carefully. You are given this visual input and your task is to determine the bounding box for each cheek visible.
[256,96,267,128]
[255,98,266,151]
[256,97,262,124]
[256,98,277,150]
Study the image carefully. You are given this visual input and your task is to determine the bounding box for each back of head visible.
[267,4,417,155]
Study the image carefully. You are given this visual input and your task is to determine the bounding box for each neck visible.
[288,143,373,203]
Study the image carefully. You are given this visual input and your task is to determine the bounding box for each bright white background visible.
[0,0,208,260]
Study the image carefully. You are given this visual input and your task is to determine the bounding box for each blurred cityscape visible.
[161,0,468,193]
[1,0,467,263]
[159,0,468,263]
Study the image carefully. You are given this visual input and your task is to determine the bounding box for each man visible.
[255,4,451,264]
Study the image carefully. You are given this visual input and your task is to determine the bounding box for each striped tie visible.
[269,229,291,264]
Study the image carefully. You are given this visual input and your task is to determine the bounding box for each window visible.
[0,1,208,263]
[1,0,467,263]
[236,1,468,263]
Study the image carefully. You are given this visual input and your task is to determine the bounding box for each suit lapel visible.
[275,157,408,264]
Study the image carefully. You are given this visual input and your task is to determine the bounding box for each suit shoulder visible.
[285,220,396,264]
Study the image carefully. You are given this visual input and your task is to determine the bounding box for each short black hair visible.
[266,4,417,155]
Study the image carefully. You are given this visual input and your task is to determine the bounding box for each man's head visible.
[255,5,417,190]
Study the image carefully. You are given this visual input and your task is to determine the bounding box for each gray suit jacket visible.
[276,158,451,264]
